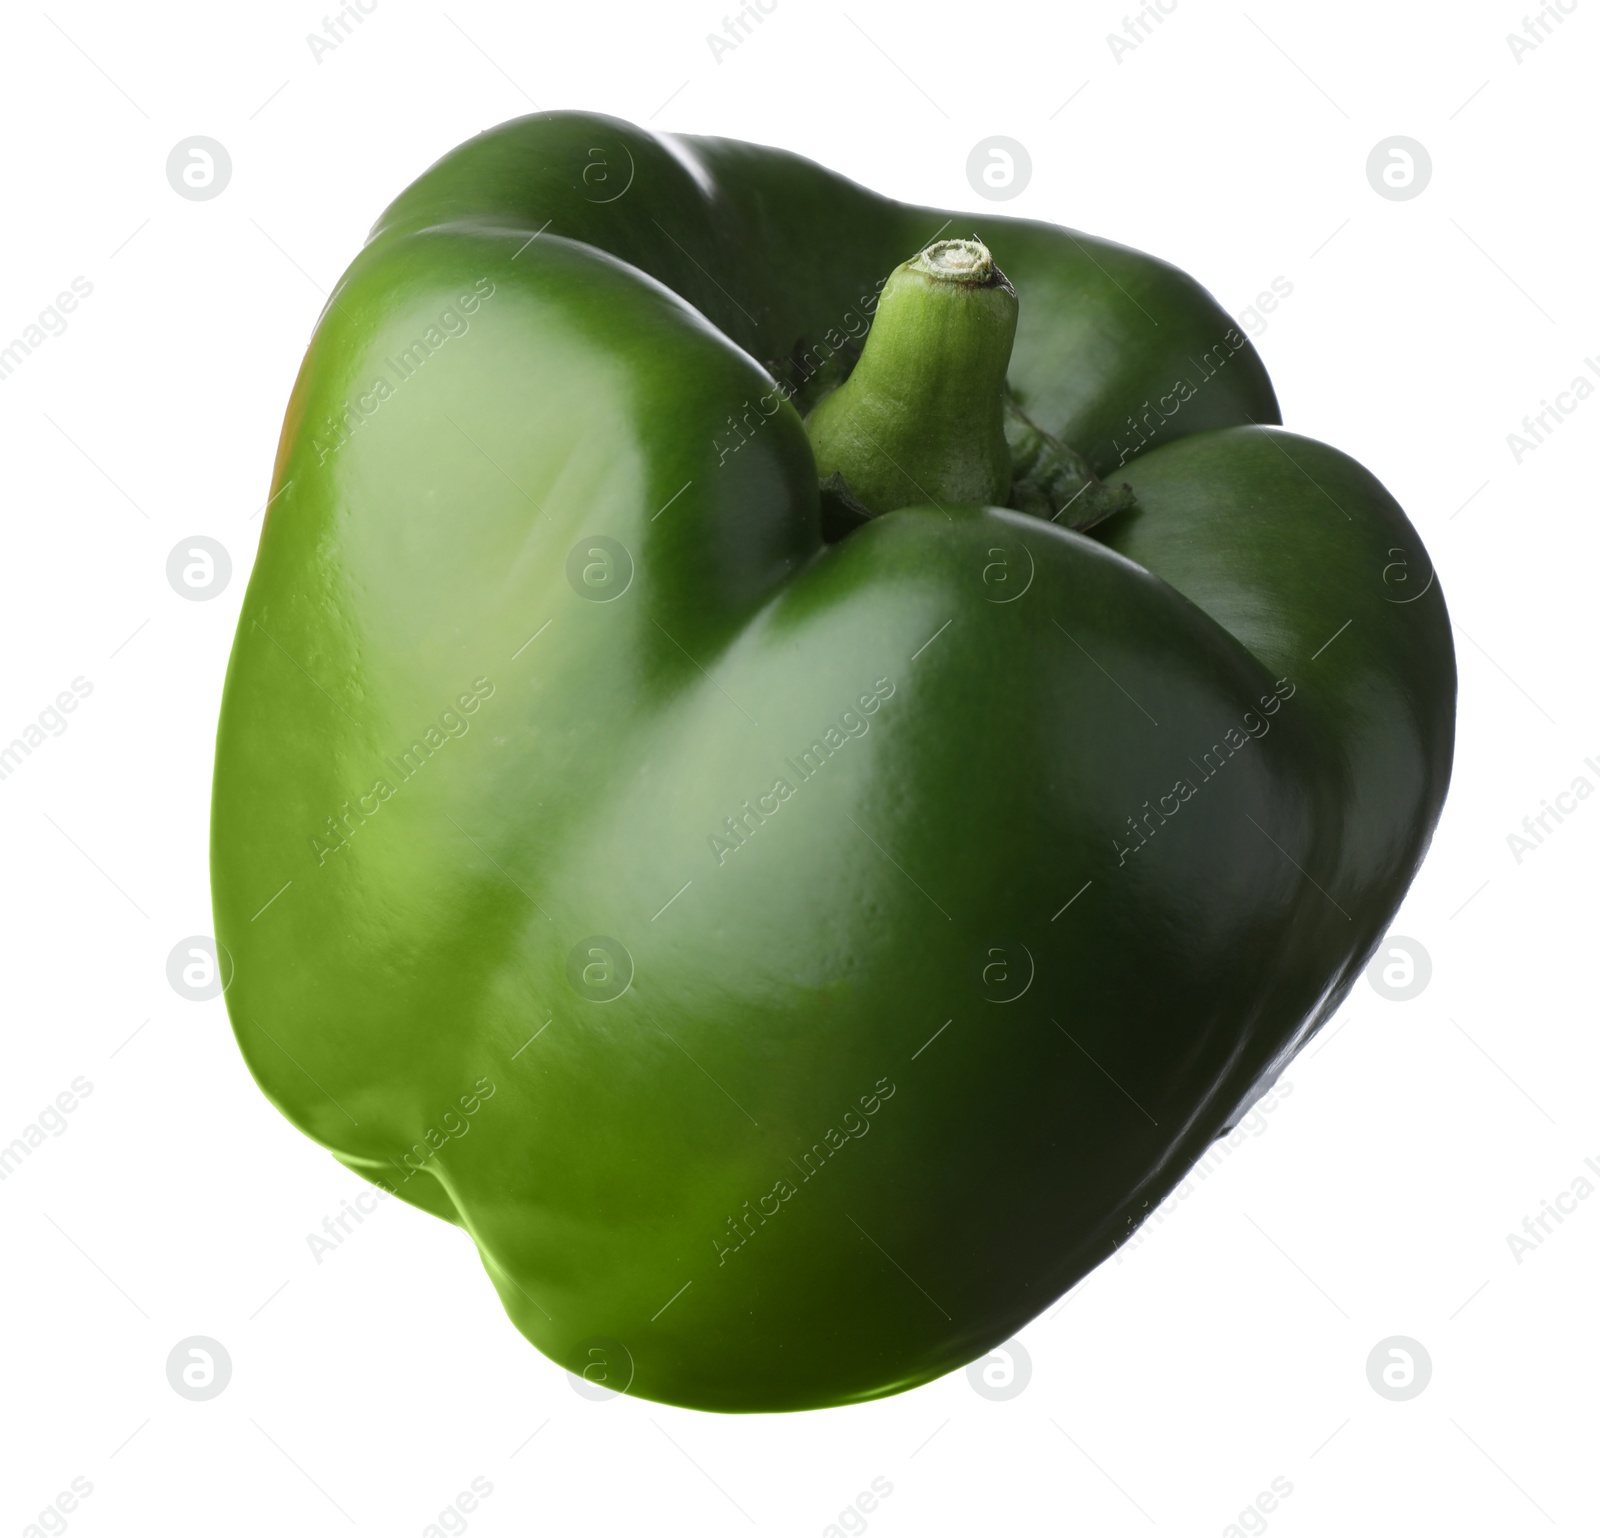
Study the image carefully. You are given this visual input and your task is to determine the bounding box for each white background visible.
[1,1,1595,1533]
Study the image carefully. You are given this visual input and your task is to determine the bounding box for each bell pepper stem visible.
[804,238,1017,517]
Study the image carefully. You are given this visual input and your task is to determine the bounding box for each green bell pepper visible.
[212,111,1454,1412]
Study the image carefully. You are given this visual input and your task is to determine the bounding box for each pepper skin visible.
[211,112,1455,1412]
